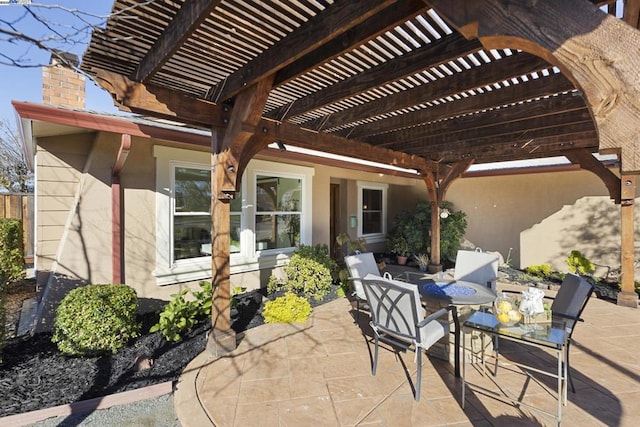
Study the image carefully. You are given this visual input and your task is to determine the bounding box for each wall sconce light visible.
[349,215,357,228]
[439,208,450,219]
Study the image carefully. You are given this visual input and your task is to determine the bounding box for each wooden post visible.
[618,175,638,307]
[207,129,237,356]
[422,170,442,272]
[207,77,274,356]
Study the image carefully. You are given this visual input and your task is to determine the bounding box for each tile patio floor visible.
[174,283,640,426]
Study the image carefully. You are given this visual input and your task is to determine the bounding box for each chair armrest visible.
[417,306,453,328]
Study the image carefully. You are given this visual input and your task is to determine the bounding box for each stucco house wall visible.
[447,169,640,273]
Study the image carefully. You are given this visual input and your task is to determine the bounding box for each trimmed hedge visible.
[0,218,24,363]
[52,284,140,356]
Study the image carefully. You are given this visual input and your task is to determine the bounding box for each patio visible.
[174,282,640,426]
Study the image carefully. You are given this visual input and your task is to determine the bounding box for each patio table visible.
[402,276,497,378]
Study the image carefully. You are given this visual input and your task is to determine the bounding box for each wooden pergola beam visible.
[564,148,621,203]
[347,72,575,139]
[369,94,590,147]
[426,0,640,173]
[302,52,550,132]
[132,0,223,82]
[273,0,427,86]
[454,137,599,163]
[94,69,225,127]
[252,117,437,172]
[275,33,481,119]
[207,0,397,102]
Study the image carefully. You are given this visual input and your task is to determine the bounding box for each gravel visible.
[28,393,180,427]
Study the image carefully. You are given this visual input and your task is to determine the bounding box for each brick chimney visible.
[42,51,85,109]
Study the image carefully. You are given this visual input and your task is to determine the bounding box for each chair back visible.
[453,249,499,290]
[362,274,426,345]
[552,273,594,334]
[344,252,381,300]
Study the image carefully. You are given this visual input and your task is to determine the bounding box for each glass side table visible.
[462,310,569,426]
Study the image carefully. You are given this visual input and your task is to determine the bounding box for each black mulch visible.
[0,286,340,418]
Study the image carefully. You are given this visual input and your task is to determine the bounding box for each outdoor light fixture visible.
[439,208,450,219]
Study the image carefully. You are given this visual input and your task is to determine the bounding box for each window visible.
[154,147,314,286]
[255,176,302,250]
[357,181,387,242]
[173,166,211,261]
[172,166,241,262]
[362,188,382,235]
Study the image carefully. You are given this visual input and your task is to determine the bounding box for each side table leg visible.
[462,324,466,408]
[452,306,460,378]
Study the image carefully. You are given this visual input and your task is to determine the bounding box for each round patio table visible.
[416,279,497,305]
[414,279,497,378]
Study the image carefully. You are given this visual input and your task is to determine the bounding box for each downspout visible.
[112,134,131,284]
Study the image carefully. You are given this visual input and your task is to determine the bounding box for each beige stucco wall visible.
[35,131,125,330]
[447,169,640,272]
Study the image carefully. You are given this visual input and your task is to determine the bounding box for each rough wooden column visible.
[208,77,274,356]
[422,170,442,272]
[618,176,638,307]
[422,160,472,271]
[208,126,236,356]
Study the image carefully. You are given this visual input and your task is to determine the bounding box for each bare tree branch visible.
[0,120,33,193]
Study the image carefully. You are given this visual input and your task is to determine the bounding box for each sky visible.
[0,1,120,128]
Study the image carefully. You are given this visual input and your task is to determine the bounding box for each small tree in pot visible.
[389,234,410,265]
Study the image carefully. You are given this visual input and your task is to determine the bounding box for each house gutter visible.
[112,134,131,284]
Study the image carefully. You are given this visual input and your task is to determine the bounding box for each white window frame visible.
[251,166,309,256]
[357,181,388,244]
[153,146,313,286]
[171,163,212,266]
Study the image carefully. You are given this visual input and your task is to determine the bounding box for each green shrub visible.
[262,292,312,323]
[267,253,333,301]
[52,284,140,356]
[525,264,553,279]
[0,218,25,283]
[151,281,212,342]
[295,244,338,279]
[0,219,26,362]
[387,201,467,261]
[566,250,595,276]
[335,232,367,255]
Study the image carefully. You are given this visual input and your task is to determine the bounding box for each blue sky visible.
[0,1,120,128]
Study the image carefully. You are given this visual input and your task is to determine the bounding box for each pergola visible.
[80,0,640,354]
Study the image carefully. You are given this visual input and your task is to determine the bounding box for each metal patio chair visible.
[362,274,451,401]
[497,272,594,393]
[344,252,392,322]
[454,249,499,291]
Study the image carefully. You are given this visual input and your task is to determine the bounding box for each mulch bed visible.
[0,286,338,418]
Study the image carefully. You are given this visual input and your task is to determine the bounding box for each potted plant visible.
[414,253,429,272]
[390,235,410,265]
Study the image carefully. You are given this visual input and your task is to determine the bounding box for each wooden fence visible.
[0,193,34,263]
